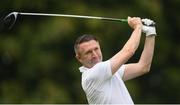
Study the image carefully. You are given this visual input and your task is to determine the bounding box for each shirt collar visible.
[79,66,89,73]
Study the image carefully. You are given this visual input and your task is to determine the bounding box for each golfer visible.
[74,17,156,104]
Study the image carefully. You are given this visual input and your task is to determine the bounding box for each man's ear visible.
[76,54,82,62]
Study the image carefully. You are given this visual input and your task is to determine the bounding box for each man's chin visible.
[91,60,101,66]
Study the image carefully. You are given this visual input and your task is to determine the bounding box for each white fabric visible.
[79,60,134,104]
[142,25,156,36]
[142,18,157,36]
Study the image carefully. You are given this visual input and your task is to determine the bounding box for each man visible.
[74,17,156,104]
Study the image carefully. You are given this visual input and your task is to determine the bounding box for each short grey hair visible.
[74,34,98,54]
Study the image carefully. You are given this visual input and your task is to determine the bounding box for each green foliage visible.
[0,0,180,104]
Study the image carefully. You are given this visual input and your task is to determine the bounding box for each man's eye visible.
[86,51,91,55]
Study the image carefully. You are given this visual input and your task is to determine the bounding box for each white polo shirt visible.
[79,60,134,104]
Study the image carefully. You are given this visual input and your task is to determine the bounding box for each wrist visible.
[135,24,142,29]
[146,35,156,38]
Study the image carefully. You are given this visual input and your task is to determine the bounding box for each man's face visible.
[76,40,102,68]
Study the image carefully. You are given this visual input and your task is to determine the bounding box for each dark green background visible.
[0,0,180,104]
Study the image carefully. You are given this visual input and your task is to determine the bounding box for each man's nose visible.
[92,50,97,57]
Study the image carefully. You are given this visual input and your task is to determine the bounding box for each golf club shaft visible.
[4,12,155,30]
[18,12,128,23]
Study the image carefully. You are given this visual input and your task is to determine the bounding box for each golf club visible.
[3,12,155,29]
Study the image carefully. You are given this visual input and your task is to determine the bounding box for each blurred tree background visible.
[0,0,180,104]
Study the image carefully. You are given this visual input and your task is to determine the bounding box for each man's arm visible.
[123,36,155,81]
[122,19,157,81]
[110,17,142,75]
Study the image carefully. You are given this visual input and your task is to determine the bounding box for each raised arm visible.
[123,36,155,81]
[123,19,157,81]
[110,17,142,75]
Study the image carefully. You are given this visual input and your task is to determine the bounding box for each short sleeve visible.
[86,60,112,83]
[116,65,125,78]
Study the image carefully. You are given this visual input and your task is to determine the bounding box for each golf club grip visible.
[107,18,155,26]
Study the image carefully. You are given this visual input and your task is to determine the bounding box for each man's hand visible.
[128,17,142,29]
[142,19,157,36]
